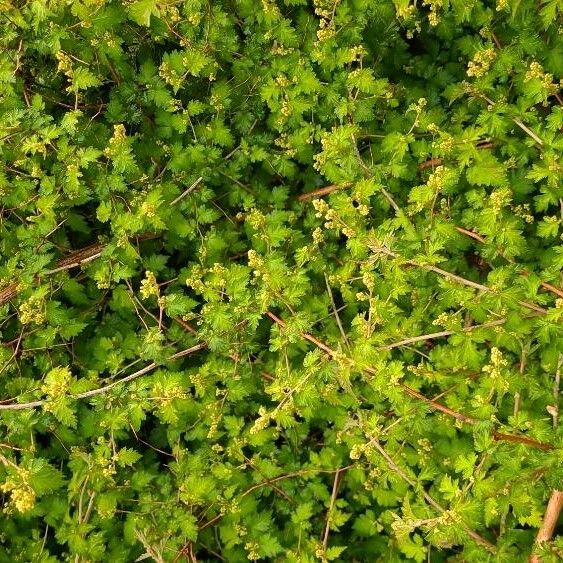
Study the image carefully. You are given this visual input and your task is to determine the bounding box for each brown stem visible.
[455,226,486,244]
[371,440,496,552]
[267,312,554,451]
[418,157,444,170]
[0,233,158,306]
[198,466,354,532]
[530,490,563,563]
[297,183,351,201]
[170,177,203,206]
[373,245,547,315]
[379,318,505,351]
[417,142,494,170]
[455,226,563,299]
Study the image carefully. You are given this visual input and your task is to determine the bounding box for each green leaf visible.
[466,153,507,187]
[128,0,159,26]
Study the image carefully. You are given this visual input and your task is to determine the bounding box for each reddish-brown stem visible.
[455,226,486,243]
[267,312,554,451]
[455,227,563,299]
[0,234,158,306]
[417,142,494,170]
[530,490,563,562]
[418,157,444,170]
[297,183,351,201]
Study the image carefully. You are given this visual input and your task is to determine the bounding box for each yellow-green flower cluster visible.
[482,347,508,379]
[41,366,72,398]
[422,0,443,26]
[103,124,128,158]
[1,470,35,514]
[489,186,512,212]
[467,48,496,78]
[159,61,183,91]
[524,61,558,93]
[513,203,534,224]
[426,165,448,191]
[140,270,159,300]
[432,311,460,331]
[19,295,45,325]
[55,50,73,80]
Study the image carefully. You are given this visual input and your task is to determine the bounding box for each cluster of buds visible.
[153,381,185,409]
[512,203,534,224]
[159,61,183,91]
[489,186,512,213]
[524,61,559,95]
[103,124,128,159]
[97,455,116,479]
[55,51,73,83]
[431,311,460,331]
[422,0,444,26]
[432,132,455,153]
[261,0,281,18]
[482,347,508,380]
[274,133,298,157]
[426,165,448,191]
[312,199,355,238]
[348,45,367,62]
[19,295,45,325]
[248,249,265,278]
[245,541,260,561]
[140,271,159,300]
[1,469,35,513]
[467,48,496,78]
[41,366,72,398]
[246,209,267,231]
[250,406,272,434]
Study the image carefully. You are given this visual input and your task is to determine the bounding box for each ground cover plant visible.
[0,0,562,561]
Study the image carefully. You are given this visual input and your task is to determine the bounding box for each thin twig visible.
[455,226,485,244]
[0,343,206,411]
[267,312,553,450]
[371,440,496,553]
[551,354,562,428]
[171,177,204,206]
[379,318,506,350]
[0,234,158,306]
[455,226,563,299]
[198,466,354,532]
[417,142,494,170]
[297,192,562,301]
[325,274,350,349]
[371,244,547,314]
[322,467,345,550]
[479,94,543,147]
[297,183,351,201]
[512,118,544,146]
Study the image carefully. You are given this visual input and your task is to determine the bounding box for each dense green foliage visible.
[0,0,562,560]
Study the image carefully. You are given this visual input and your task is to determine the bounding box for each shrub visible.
[0,0,561,561]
